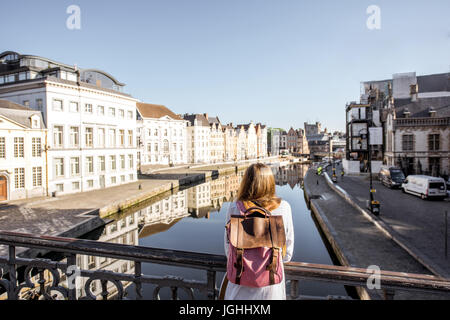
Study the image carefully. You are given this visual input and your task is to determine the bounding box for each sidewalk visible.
[303,169,450,299]
[326,164,450,279]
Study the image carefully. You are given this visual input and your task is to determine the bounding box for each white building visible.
[136,103,188,167]
[183,114,211,164]
[0,100,47,200]
[0,51,138,195]
[237,122,257,160]
[206,114,225,163]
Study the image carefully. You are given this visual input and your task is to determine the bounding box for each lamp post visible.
[357,127,380,215]
[330,136,337,182]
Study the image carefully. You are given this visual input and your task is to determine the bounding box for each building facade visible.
[0,101,47,200]
[136,103,187,167]
[0,51,138,195]
[183,114,211,164]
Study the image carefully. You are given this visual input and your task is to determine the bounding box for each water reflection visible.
[79,164,347,299]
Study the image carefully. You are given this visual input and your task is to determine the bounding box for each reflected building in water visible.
[137,190,189,238]
[274,164,308,189]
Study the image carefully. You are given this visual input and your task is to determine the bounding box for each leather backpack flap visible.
[228,215,286,249]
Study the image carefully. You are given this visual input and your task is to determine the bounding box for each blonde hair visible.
[237,163,281,211]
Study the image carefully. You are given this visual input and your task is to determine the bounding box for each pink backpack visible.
[226,201,286,287]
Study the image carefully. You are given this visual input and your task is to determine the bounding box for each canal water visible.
[80,164,350,300]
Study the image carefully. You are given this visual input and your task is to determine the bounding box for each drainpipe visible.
[45,131,49,197]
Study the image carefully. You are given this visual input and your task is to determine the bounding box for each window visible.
[70,127,79,147]
[0,137,5,158]
[119,130,125,147]
[147,144,151,153]
[53,99,63,111]
[14,168,25,189]
[70,157,80,176]
[86,156,94,174]
[427,157,441,176]
[56,184,64,192]
[428,134,440,151]
[36,99,43,111]
[127,111,133,119]
[54,158,64,177]
[402,135,414,152]
[32,138,41,157]
[87,180,94,188]
[85,104,93,113]
[108,107,115,117]
[119,109,125,118]
[128,154,134,169]
[53,126,64,148]
[129,174,134,181]
[32,167,42,187]
[98,128,105,147]
[110,155,116,170]
[163,140,169,154]
[99,156,105,172]
[69,102,79,113]
[72,181,80,190]
[120,155,126,169]
[98,105,105,116]
[121,175,125,183]
[85,128,93,147]
[23,100,30,108]
[109,129,116,147]
[14,137,24,158]
[128,130,133,147]
[111,176,117,184]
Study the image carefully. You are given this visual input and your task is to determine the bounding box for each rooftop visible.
[137,103,183,121]
[0,51,126,93]
[0,99,45,128]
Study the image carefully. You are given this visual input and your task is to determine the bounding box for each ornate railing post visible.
[134,261,143,300]
[289,279,299,300]
[8,246,17,300]
[206,270,216,300]
[66,254,77,300]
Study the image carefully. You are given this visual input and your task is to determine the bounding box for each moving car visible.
[378,166,405,189]
[401,175,447,200]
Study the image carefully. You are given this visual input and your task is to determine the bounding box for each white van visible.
[401,175,447,200]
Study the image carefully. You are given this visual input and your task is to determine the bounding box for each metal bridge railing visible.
[0,231,449,300]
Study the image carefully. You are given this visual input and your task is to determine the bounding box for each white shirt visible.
[223,200,294,300]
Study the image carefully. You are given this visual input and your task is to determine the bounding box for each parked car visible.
[401,175,447,200]
[378,166,405,189]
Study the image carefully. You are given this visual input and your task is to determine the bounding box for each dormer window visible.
[30,115,40,129]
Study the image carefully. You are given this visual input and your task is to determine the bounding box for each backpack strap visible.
[234,248,244,285]
[266,248,280,285]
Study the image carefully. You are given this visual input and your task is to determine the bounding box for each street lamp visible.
[356,127,380,215]
[330,136,337,183]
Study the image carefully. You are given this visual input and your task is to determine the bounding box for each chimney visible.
[203,113,208,120]
[410,84,418,102]
[429,107,436,118]
[403,108,411,118]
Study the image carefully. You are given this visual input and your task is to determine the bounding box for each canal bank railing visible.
[0,231,450,300]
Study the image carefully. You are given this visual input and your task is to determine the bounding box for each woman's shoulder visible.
[273,199,291,213]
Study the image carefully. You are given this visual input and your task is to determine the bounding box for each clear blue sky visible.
[1,0,449,132]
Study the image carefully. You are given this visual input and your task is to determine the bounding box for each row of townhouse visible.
[344,71,449,177]
[267,127,310,157]
[0,50,271,201]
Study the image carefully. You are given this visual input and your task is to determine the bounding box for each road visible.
[327,163,450,278]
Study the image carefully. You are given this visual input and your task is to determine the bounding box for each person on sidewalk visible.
[222,163,294,300]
